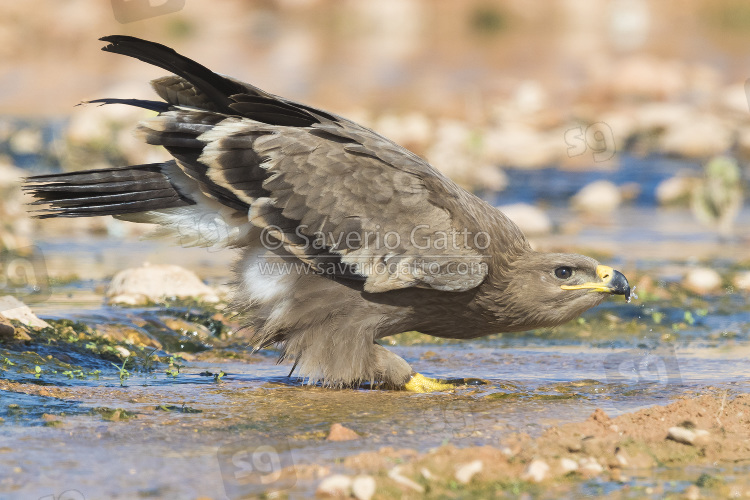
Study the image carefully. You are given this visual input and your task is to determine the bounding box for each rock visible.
[655,175,698,206]
[683,268,722,294]
[455,460,483,484]
[684,484,701,500]
[660,115,733,158]
[387,466,424,493]
[0,315,18,341]
[94,324,162,349]
[609,55,685,100]
[326,423,360,441]
[482,125,562,169]
[578,457,604,475]
[0,161,26,187]
[571,180,622,214]
[497,203,552,236]
[374,112,432,152]
[316,474,352,497]
[114,346,131,358]
[634,102,693,131]
[351,475,376,500]
[474,165,508,192]
[614,448,629,467]
[733,271,750,292]
[559,458,578,474]
[736,126,750,158]
[522,459,549,483]
[667,426,710,446]
[420,467,435,481]
[719,83,750,114]
[0,296,50,329]
[106,264,219,305]
[0,315,31,342]
[8,128,43,155]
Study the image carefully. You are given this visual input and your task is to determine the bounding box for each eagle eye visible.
[554,266,573,279]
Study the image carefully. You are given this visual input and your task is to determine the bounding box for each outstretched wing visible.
[101,37,523,292]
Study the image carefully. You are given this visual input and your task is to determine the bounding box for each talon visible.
[403,373,456,393]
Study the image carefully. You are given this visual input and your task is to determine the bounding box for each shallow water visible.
[2,228,749,498]
[1,144,748,498]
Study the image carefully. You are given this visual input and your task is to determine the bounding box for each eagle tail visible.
[24,162,194,218]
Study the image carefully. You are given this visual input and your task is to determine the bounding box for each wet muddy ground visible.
[1,216,750,499]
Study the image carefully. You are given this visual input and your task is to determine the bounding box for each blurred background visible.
[1,0,750,290]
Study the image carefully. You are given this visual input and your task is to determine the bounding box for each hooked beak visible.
[561,265,631,301]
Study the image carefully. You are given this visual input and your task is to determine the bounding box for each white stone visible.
[420,468,435,481]
[106,263,219,305]
[522,459,549,483]
[387,466,424,493]
[559,458,578,474]
[685,484,701,500]
[9,128,43,155]
[571,180,622,214]
[634,102,693,131]
[351,475,376,500]
[733,271,750,292]
[0,162,26,187]
[497,203,553,236]
[719,83,750,114]
[655,175,697,206]
[578,457,604,475]
[455,460,483,484]
[114,346,131,358]
[474,165,508,192]
[683,268,722,294]
[660,115,733,158]
[0,296,50,329]
[316,474,352,497]
[667,426,710,446]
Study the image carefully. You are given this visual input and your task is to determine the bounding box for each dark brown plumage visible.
[25,36,630,391]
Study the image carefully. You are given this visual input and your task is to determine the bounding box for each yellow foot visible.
[403,373,456,393]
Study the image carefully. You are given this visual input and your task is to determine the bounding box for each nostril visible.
[601,273,610,279]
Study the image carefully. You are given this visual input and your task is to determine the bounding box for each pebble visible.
[733,271,750,292]
[114,346,131,358]
[454,460,483,484]
[559,457,578,474]
[684,484,701,500]
[522,459,549,483]
[0,296,50,329]
[614,448,629,467]
[351,475,376,500]
[660,115,732,158]
[655,175,697,206]
[387,466,424,493]
[106,263,220,305]
[667,426,710,446]
[326,423,360,441]
[316,474,352,497]
[578,457,604,475]
[571,180,622,214]
[683,268,722,294]
[0,316,17,340]
[497,203,552,236]
[420,467,435,481]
